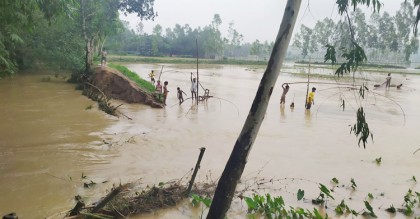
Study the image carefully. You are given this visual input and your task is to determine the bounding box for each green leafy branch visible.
[324,42,367,77]
[412,0,420,35]
[245,193,328,219]
[190,194,211,208]
[336,0,382,15]
[335,199,359,216]
[350,107,373,148]
[362,201,378,217]
[312,184,335,205]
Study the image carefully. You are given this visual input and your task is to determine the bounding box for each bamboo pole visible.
[196,39,199,105]
[186,147,206,194]
[284,81,360,86]
[158,65,164,81]
[304,59,310,108]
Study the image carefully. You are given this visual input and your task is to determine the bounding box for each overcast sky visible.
[121,0,404,43]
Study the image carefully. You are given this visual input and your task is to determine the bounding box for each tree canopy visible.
[0,0,156,77]
[294,1,419,64]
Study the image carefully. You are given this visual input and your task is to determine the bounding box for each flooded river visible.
[0,64,419,218]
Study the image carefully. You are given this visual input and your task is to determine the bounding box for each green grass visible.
[295,60,407,69]
[108,55,269,66]
[108,63,155,93]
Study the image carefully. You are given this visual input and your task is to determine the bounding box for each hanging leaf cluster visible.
[336,0,382,15]
[324,44,336,64]
[358,83,369,99]
[334,43,367,76]
[350,107,373,148]
[412,0,420,35]
[324,42,367,76]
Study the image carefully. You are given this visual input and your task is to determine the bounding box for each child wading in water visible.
[280,83,290,104]
[163,81,169,105]
[155,80,163,101]
[177,87,187,104]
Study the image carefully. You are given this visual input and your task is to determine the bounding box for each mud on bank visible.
[91,66,163,109]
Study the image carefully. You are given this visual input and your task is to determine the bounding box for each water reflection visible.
[177,105,184,118]
[280,104,286,120]
[304,109,312,126]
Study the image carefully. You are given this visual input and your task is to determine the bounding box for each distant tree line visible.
[106,14,281,61]
[293,2,419,64]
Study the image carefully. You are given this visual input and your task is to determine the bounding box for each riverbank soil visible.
[92,66,163,108]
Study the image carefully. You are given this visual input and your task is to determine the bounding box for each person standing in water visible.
[155,80,163,101]
[306,87,316,110]
[385,73,391,89]
[190,72,197,99]
[280,83,290,105]
[177,87,187,104]
[163,81,169,105]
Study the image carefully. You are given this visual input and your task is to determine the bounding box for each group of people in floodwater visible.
[148,68,401,108]
[148,70,198,105]
[280,83,316,110]
[280,73,401,110]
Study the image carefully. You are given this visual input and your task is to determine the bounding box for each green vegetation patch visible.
[108,55,268,66]
[295,60,406,69]
[108,63,155,93]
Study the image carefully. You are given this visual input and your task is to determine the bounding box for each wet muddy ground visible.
[0,64,419,218]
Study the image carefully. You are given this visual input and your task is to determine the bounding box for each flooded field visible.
[0,64,419,218]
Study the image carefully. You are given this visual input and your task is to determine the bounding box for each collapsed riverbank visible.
[91,66,163,109]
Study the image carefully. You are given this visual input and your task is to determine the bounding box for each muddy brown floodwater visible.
[0,65,419,218]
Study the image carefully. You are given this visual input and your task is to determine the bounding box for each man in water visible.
[191,72,197,99]
[385,73,391,89]
[306,87,316,110]
[280,83,290,105]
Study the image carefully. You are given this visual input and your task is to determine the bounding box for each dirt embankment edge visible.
[92,66,163,108]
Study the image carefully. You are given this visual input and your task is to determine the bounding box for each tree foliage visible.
[0,0,70,77]
[0,0,156,77]
[293,24,317,58]
[105,14,255,59]
[294,1,419,64]
[73,0,156,73]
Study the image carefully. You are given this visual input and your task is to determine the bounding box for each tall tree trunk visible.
[85,38,94,72]
[206,1,302,218]
[80,0,94,74]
